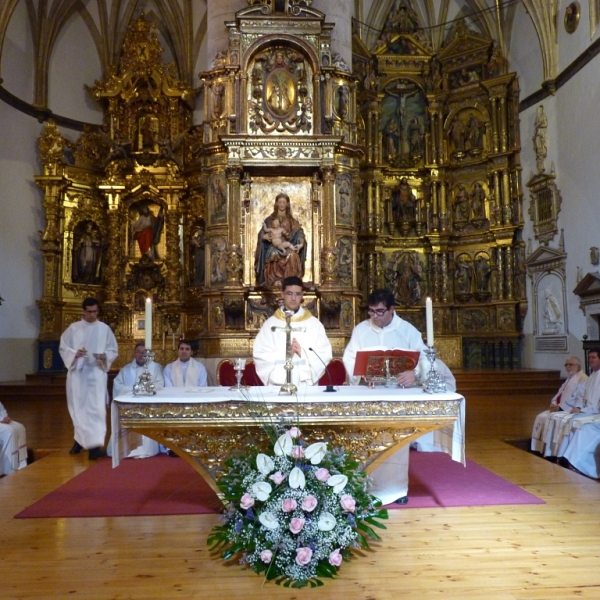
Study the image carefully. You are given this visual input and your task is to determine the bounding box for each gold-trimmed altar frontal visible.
[112,386,465,501]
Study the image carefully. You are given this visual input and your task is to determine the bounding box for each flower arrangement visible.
[208,426,388,588]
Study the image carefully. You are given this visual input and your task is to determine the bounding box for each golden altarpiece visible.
[35,2,526,373]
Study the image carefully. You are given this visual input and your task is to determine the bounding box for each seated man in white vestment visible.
[0,401,27,476]
[560,349,600,475]
[530,357,587,456]
[59,297,118,460]
[108,343,164,459]
[253,276,332,387]
[164,340,208,388]
[343,288,429,505]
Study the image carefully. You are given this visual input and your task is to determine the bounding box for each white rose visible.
[256,453,274,475]
[289,466,306,489]
[252,481,272,501]
[258,511,280,530]
[317,511,337,532]
[304,442,328,465]
[327,474,348,493]
[274,433,293,456]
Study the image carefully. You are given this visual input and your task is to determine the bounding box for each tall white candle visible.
[145,298,152,350]
[425,297,434,347]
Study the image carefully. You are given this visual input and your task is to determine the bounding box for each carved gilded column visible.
[497,246,505,301]
[226,166,243,243]
[499,97,508,153]
[321,167,336,247]
[441,252,449,304]
[502,170,511,224]
[505,245,514,300]
[490,97,499,153]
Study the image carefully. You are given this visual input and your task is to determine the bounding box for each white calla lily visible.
[274,433,293,456]
[288,466,306,489]
[304,442,328,465]
[251,481,272,501]
[317,511,337,531]
[327,474,348,493]
[258,511,280,530]
[256,453,274,475]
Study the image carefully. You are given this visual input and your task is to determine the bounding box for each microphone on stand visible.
[309,347,337,393]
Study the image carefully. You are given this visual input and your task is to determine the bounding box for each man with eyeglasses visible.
[342,288,428,505]
[59,297,118,460]
[530,356,587,457]
[253,276,332,386]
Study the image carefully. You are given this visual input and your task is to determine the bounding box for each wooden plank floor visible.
[1,390,599,599]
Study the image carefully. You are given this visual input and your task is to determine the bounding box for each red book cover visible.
[353,348,420,376]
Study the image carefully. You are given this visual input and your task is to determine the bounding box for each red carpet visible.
[14,452,543,519]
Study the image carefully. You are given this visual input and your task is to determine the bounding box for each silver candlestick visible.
[422,345,447,394]
[132,350,156,396]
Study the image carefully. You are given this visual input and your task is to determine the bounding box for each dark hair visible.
[589,348,600,359]
[134,342,146,351]
[82,297,99,310]
[367,289,395,309]
[178,339,193,350]
[282,276,304,291]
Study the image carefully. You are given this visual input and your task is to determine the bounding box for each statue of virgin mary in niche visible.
[255,193,306,286]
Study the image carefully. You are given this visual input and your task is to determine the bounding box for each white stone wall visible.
[511,8,600,375]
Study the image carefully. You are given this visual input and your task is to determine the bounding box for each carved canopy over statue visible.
[255,193,306,286]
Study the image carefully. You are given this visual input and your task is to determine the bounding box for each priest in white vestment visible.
[343,288,428,506]
[59,298,118,460]
[530,357,587,456]
[253,276,332,387]
[556,349,600,464]
[164,340,208,388]
[109,343,164,459]
[0,401,27,476]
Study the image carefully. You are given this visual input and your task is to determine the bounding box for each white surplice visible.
[59,319,118,449]
[253,307,332,386]
[0,402,27,475]
[343,314,430,504]
[530,370,587,455]
[563,419,600,478]
[164,358,207,388]
[108,360,164,459]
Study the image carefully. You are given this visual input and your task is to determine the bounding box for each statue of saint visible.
[542,288,562,334]
[72,222,102,284]
[455,257,472,294]
[392,178,417,222]
[255,193,306,286]
[190,224,205,286]
[533,105,548,173]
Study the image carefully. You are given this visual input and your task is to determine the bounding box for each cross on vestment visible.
[270,310,306,395]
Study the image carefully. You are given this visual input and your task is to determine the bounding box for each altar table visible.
[112,385,465,499]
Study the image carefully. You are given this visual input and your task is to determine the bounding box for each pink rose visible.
[328,548,343,567]
[315,468,330,482]
[260,549,273,564]
[287,426,302,438]
[281,498,297,513]
[240,493,255,509]
[291,445,305,459]
[340,494,356,513]
[295,547,313,566]
[301,495,318,512]
[269,471,285,485]
[290,517,305,534]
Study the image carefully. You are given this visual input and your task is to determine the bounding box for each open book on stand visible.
[353,348,421,378]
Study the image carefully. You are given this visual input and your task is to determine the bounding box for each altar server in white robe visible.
[59,297,118,460]
[0,402,27,475]
[343,288,428,506]
[109,342,164,459]
[530,357,587,456]
[253,276,332,387]
[164,340,208,388]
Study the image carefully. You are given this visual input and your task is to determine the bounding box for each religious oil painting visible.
[564,2,580,34]
[129,201,165,260]
[250,177,313,287]
[380,78,427,167]
[209,174,227,225]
